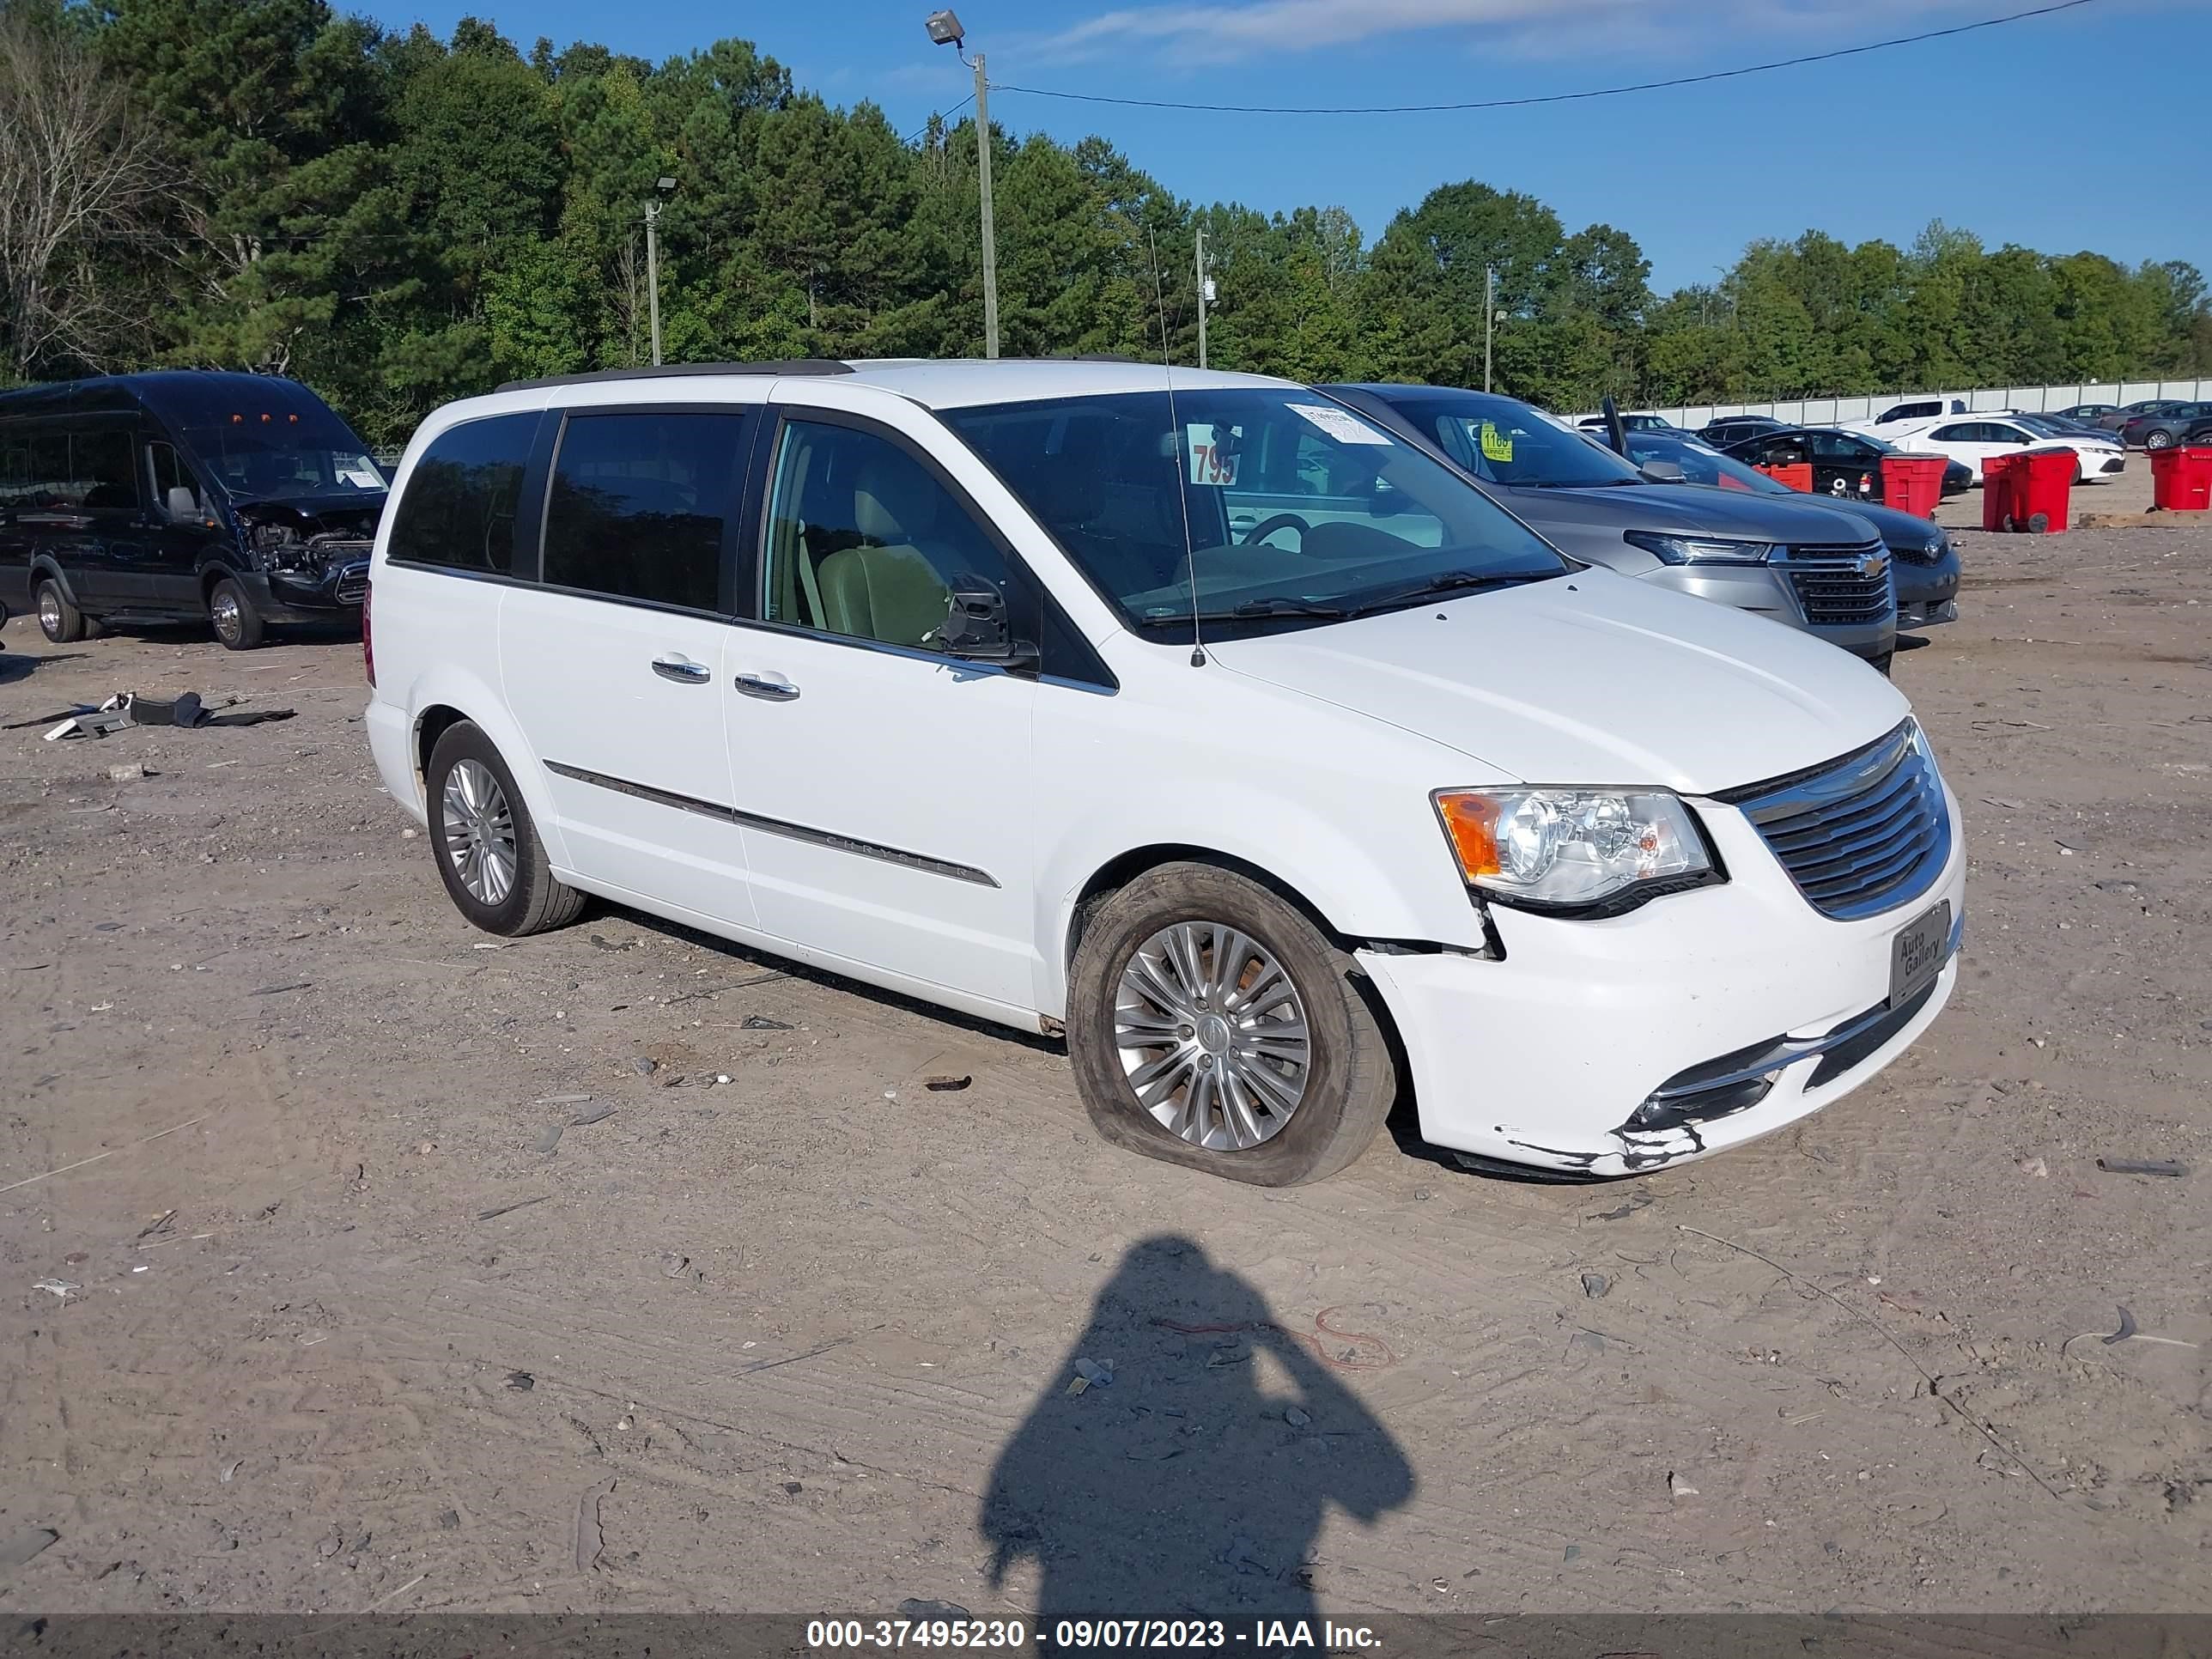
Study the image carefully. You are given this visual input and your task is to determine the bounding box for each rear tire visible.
[209,576,264,650]
[1066,861,1395,1187]
[424,721,585,937]
[34,578,85,644]
[2144,430,2173,452]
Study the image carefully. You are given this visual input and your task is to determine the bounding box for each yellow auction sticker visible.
[1480,422,1515,463]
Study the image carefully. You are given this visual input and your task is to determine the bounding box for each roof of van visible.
[0,370,343,424]
[490,356,1291,410]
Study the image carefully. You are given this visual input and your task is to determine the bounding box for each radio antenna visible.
[1147,222,1205,668]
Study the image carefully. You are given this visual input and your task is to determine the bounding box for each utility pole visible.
[1483,265,1495,393]
[928,14,998,359]
[644,199,664,368]
[974,52,999,359]
[1194,226,1208,369]
[643,176,675,368]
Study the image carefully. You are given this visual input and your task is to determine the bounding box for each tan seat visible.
[816,459,954,647]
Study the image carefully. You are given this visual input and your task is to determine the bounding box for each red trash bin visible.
[1756,462,1814,492]
[2148,446,2212,512]
[1981,453,2019,531]
[2009,449,2075,533]
[1878,454,1945,519]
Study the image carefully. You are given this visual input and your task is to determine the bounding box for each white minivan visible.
[363,360,1965,1184]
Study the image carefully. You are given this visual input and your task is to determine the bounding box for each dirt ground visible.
[0,512,2207,1623]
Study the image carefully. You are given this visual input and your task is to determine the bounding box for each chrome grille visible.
[1783,541,1893,626]
[1718,721,1949,920]
[334,562,370,604]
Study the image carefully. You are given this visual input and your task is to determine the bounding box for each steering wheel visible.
[1241,512,1310,547]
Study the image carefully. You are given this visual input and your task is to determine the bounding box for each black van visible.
[0,371,386,649]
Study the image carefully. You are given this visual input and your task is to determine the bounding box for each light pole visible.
[1194,225,1212,369]
[1483,266,1495,392]
[645,174,675,367]
[927,10,998,358]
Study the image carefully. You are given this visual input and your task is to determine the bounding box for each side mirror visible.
[1638,459,1686,483]
[933,581,1038,672]
[166,485,198,520]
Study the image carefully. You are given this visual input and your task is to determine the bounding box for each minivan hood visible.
[1206,568,1907,795]
[1494,480,1879,546]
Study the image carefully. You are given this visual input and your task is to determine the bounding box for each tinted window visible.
[541,412,744,611]
[1929,423,1979,443]
[72,428,141,512]
[1,426,141,513]
[1808,432,1876,463]
[763,420,1014,650]
[388,413,538,575]
[0,424,56,509]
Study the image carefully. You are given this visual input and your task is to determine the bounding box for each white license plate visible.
[1889,899,1951,1008]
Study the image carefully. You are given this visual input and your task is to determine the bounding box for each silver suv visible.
[1325,385,1897,670]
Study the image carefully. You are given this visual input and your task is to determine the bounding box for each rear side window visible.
[388,414,538,574]
[542,411,746,612]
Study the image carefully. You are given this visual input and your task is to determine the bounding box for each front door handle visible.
[732,671,799,702]
[651,654,712,684]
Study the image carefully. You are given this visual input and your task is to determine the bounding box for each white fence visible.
[1579,378,2212,428]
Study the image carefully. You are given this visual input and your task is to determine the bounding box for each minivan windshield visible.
[1388,394,1646,489]
[943,389,1569,633]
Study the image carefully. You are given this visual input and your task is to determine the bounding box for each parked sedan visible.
[1625,430,1959,631]
[2053,403,2118,423]
[2094,398,2191,433]
[1698,414,1791,448]
[2118,401,2212,451]
[1875,414,2125,484]
[1323,385,1895,667]
[1718,425,1971,502]
[2012,410,2117,442]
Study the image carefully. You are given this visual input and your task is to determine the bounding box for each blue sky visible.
[364,0,2210,295]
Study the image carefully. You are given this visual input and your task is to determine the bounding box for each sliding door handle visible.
[651,655,712,684]
[732,671,799,702]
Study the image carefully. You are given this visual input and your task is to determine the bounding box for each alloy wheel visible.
[440,757,518,906]
[1113,921,1311,1151]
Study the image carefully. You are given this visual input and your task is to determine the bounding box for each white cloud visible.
[1016,0,2025,70]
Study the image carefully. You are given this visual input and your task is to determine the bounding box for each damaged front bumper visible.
[245,536,372,622]
[1355,784,1966,1177]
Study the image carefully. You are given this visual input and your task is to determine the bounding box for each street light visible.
[645,174,676,367]
[926,9,998,359]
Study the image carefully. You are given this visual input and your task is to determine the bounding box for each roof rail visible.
[1050,352,1140,364]
[495,359,854,393]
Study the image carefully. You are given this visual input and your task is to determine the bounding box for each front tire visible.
[424,721,584,937]
[208,576,264,650]
[2144,429,2173,452]
[35,578,85,644]
[1067,862,1395,1186]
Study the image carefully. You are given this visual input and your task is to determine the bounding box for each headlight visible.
[1432,788,1717,915]
[1622,530,1774,566]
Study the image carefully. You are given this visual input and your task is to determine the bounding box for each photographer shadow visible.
[980,1236,1413,1628]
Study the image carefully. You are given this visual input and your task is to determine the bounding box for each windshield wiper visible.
[1215,597,1356,620]
[1341,568,1551,616]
